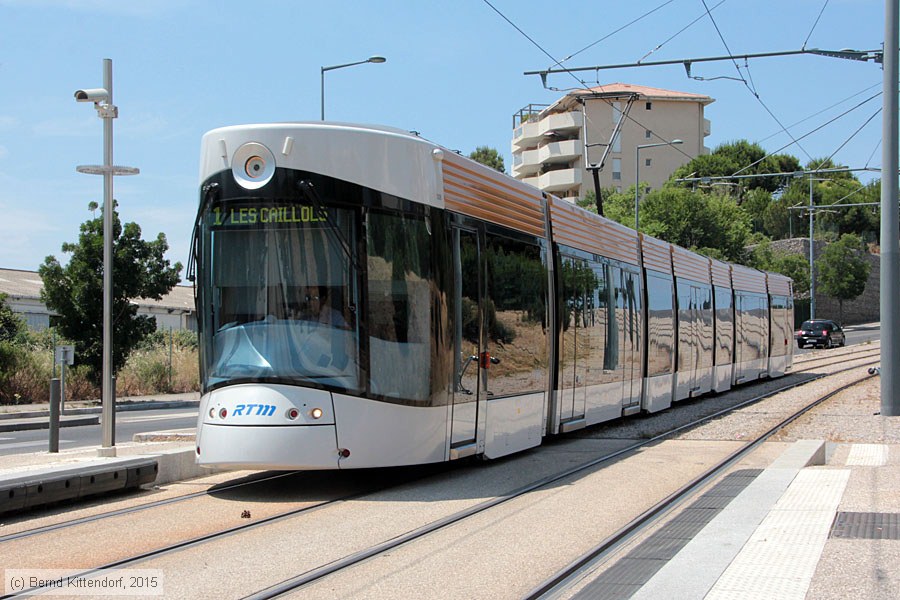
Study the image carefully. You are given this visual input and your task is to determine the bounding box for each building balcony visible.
[512,119,543,150]
[704,118,711,137]
[512,148,541,177]
[538,139,580,164]
[512,111,584,150]
[538,168,582,193]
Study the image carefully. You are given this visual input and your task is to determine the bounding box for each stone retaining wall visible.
[770,238,880,325]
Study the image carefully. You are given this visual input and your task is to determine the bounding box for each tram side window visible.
[366,210,447,405]
[714,286,734,365]
[559,256,611,390]
[603,264,621,379]
[770,295,788,357]
[698,285,714,369]
[646,273,674,376]
[484,235,549,397]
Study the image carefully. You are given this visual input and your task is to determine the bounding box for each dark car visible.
[796,319,846,349]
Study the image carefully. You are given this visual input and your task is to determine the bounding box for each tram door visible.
[450,227,486,458]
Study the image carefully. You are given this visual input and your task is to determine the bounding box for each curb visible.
[0,457,158,515]
[0,415,100,433]
[0,400,200,421]
[0,447,221,516]
[0,400,199,432]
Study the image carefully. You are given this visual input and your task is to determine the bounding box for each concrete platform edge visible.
[630,439,827,600]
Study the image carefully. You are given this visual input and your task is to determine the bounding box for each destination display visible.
[211,205,329,227]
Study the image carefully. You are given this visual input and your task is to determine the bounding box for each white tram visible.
[192,122,793,470]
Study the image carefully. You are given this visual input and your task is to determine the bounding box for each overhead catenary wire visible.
[483,0,694,162]
[637,0,730,64]
[699,0,813,161]
[802,0,831,50]
[731,91,882,176]
[559,0,677,68]
[758,82,882,143]
[810,108,883,172]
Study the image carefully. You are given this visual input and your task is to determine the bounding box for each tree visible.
[816,233,870,324]
[671,140,801,195]
[746,239,810,296]
[0,293,24,343]
[39,202,182,383]
[632,186,751,262]
[469,146,506,173]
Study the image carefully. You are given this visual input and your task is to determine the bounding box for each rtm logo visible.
[233,404,276,417]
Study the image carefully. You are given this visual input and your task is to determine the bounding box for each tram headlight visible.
[310,407,324,420]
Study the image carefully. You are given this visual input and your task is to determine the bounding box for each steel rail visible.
[1,350,879,599]
[0,470,300,544]
[242,358,880,599]
[524,366,878,599]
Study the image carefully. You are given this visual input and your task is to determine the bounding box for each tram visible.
[192,122,793,470]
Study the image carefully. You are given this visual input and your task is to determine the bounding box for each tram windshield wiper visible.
[297,179,363,273]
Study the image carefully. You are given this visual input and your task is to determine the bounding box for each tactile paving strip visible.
[845,443,889,466]
[571,470,761,600]
[705,469,850,600]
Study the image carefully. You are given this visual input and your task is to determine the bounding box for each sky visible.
[0,0,889,281]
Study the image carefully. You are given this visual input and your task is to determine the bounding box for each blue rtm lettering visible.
[232,404,276,417]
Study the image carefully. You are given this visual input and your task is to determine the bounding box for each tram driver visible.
[298,285,348,329]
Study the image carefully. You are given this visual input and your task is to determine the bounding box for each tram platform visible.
[0,393,202,514]
[572,437,900,598]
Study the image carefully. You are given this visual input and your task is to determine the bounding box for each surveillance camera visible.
[74,88,109,103]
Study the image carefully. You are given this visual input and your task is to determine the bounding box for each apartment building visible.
[511,83,713,201]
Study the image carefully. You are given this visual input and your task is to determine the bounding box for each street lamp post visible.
[320,55,386,120]
[74,59,139,456]
[635,139,682,231]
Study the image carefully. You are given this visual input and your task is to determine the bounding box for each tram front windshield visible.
[199,201,360,392]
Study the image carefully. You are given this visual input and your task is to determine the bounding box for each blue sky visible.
[0,0,888,280]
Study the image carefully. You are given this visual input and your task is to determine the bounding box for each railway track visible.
[525,368,879,599]
[0,345,880,599]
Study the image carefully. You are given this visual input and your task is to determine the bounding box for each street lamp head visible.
[671,139,683,144]
[367,56,387,64]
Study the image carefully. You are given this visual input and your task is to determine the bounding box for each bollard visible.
[49,378,60,453]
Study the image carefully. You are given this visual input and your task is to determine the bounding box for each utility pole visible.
[809,176,816,320]
[881,0,899,416]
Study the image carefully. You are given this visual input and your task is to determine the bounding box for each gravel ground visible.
[569,345,886,445]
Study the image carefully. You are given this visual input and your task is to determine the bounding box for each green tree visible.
[0,292,24,342]
[468,146,506,173]
[39,202,182,384]
[746,239,810,296]
[671,140,801,195]
[816,233,870,324]
[0,293,26,402]
[633,186,751,262]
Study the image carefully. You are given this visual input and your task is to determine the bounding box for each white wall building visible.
[0,267,196,332]
[512,83,714,201]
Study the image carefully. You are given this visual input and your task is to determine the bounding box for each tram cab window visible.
[199,202,361,392]
[366,210,450,406]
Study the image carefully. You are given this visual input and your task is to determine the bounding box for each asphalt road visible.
[794,323,881,355]
[0,407,197,457]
